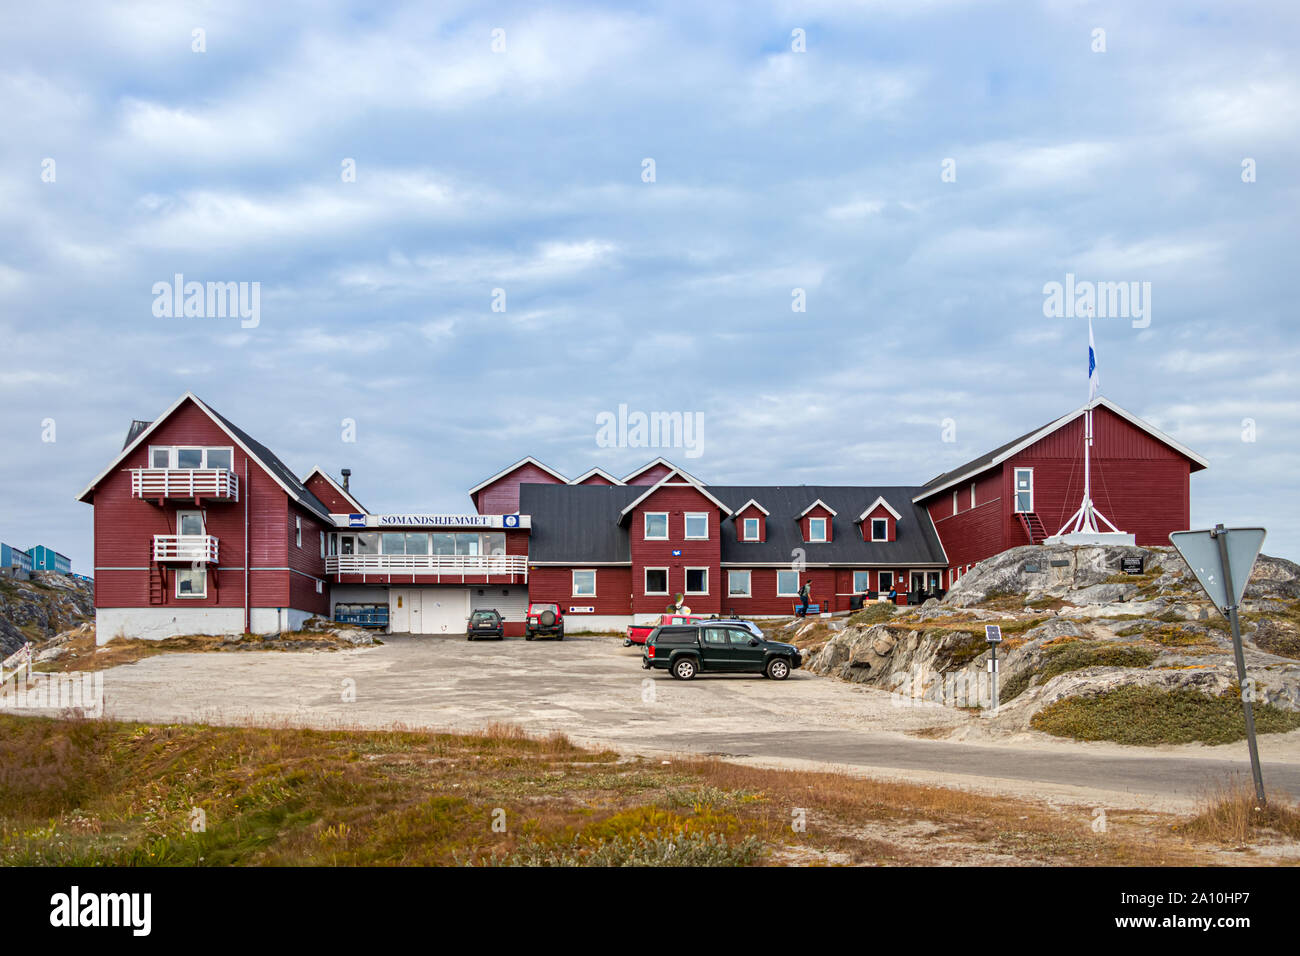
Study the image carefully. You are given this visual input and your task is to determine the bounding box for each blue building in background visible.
[1,543,32,575]
[27,545,71,574]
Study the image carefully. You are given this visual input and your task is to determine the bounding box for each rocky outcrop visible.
[807,545,1300,723]
[0,573,94,658]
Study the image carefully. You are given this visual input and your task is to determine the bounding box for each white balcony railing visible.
[131,468,238,501]
[153,534,219,563]
[325,553,527,578]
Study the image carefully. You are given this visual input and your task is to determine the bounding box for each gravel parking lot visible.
[84,633,1300,810]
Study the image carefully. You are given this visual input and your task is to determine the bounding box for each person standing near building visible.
[797,581,811,617]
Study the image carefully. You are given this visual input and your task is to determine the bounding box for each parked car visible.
[466,609,504,641]
[624,613,707,646]
[525,602,564,640]
[642,622,802,681]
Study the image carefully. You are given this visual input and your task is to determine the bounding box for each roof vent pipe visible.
[341,468,351,491]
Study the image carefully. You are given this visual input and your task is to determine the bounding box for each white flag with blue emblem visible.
[1087,314,1099,400]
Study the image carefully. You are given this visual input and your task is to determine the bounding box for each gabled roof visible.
[798,499,838,518]
[77,392,333,520]
[569,467,624,485]
[304,466,368,514]
[622,457,700,485]
[467,456,568,496]
[733,498,770,516]
[858,496,902,522]
[913,397,1210,503]
[618,468,733,520]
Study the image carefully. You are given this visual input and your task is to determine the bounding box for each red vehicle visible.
[625,613,707,646]
[525,602,564,640]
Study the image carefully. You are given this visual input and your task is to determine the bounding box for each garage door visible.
[390,588,469,634]
[471,586,528,624]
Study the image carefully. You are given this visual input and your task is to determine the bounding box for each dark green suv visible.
[642,623,802,681]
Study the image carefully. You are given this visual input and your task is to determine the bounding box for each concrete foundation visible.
[95,607,315,644]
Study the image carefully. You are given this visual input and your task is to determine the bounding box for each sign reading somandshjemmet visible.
[332,513,530,529]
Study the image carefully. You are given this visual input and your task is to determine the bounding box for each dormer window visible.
[808,517,827,542]
[871,517,889,541]
[742,517,760,541]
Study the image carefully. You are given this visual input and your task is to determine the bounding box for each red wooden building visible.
[78,394,1204,640]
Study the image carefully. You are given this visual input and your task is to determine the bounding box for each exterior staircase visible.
[1017,511,1048,545]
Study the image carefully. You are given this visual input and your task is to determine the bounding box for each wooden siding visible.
[473,463,565,514]
[629,485,723,614]
[89,398,298,613]
[526,566,632,615]
[304,473,359,514]
[626,463,674,486]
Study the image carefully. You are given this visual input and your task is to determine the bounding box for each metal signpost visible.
[985,625,1002,712]
[1169,525,1268,805]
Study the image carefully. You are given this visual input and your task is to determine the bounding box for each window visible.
[573,570,596,596]
[871,517,888,542]
[644,568,668,594]
[315,579,323,594]
[295,516,302,548]
[970,482,976,508]
[742,517,759,541]
[684,513,709,540]
[776,570,799,596]
[482,532,506,556]
[319,531,326,558]
[702,627,729,646]
[176,567,206,598]
[1014,468,1034,513]
[684,568,708,594]
[381,533,406,555]
[644,512,668,540]
[808,517,827,542]
[177,447,204,469]
[853,571,870,593]
[177,511,205,536]
[728,570,751,597]
[356,533,379,555]
[727,628,755,646]
[952,490,959,515]
[406,533,429,555]
[151,446,234,470]
[878,571,894,593]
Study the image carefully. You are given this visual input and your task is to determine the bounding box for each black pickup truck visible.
[642,622,802,680]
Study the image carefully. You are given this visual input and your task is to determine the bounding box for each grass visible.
[1000,640,1159,703]
[33,630,368,673]
[0,714,1254,867]
[847,603,897,627]
[1031,685,1300,745]
[1181,779,1300,846]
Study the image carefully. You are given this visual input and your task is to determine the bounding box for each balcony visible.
[325,553,527,580]
[153,535,219,563]
[131,468,238,502]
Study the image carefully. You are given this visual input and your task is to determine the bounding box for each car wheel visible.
[623,638,632,647]
[467,635,474,641]
[672,658,697,681]
[766,657,791,681]
[525,633,534,641]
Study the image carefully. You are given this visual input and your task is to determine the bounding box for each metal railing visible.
[325,553,527,577]
[153,534,219,563]
[131,468,238,500]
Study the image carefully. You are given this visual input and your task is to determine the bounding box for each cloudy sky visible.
[1,0,1297,570]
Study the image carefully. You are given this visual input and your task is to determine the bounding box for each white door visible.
[419,590,468,634]
[389,588,414,633]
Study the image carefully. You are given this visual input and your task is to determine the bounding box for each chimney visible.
[341,468,351,491]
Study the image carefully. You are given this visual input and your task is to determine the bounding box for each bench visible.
[792,603,822,615]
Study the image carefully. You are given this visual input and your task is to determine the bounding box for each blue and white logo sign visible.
[503,514,520,529]
[671,549,682,557]
[348,513,367,527]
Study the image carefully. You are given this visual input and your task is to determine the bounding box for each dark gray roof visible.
[715,485,946,565]
[201,399,333,520]
[123,420,152,449]
[917,420,1050,496]
[520,482,947,566]
[520,483,641,562]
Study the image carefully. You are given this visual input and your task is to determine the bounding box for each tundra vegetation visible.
[1,716,1296,866]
